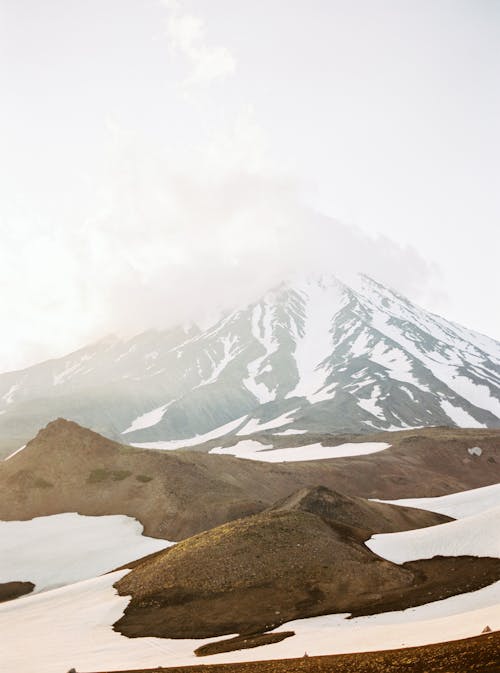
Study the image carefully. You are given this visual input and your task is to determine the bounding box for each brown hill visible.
[0,419,470,540]
[114,508,414,639]
[269,485,450,539]
[113,488,500,642]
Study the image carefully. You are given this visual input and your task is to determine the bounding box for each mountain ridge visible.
[0,273,498,457]
[1,420,498,540]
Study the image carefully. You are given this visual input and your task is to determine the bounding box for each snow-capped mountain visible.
[0,274,499,456]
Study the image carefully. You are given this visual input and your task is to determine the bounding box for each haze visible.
[1,0,499,371]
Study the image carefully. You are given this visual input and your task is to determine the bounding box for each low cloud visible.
[162,0,236,86]
[0,120,438,372]
[78,123,435,334]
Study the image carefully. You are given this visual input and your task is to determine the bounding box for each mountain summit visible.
[0,274,499,455]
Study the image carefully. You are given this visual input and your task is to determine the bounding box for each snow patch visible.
[357,384,385,420]
[369,342,421,387]
[1,567,499,672]
[210,441,390,462]
[0,513,171,593]
[367,506,500,562]
[375,483,500,519]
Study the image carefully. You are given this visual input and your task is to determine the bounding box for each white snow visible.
[468,446,483,457]
[0,571,215,673]
[197,335,239,387]
[367,506,500,563]
[286,277,345,403]
[273,429,308,435]
[122,402,173,434]
[1,568,499,672]
[349,330,371,357]
[446,374,500,419]
[243,302,279,403]
[131,415,247,450]
[1,383,20,404]
[115,343,137,362]
[357,384,385,419]
[236,408,299,435]
[440,400,485,428]
[0,513,171,593]
[4,444,26,461]
[369,342,422,387]
[374,482,500,519]
[53,354,94,386]
[210,441,390,462]
[366,299,500,420]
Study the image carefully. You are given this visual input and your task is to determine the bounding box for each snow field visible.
[367,506,500,563]
[0,571,498,672]
[375,482,500,519]
[0,513,171,592]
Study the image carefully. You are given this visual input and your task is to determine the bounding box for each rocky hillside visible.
[113,487,499,643]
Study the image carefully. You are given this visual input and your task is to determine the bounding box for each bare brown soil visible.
[194,632,295,657]
[190,557,500,657]
[85,631,500,673]
[352,555,500,617]
[0,580,34,603]
[0,420,498,541]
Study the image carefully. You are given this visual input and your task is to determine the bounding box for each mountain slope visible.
[0,274,498,456]
[2,420,488,540]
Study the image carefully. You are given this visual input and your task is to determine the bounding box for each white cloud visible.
[0,114,438,372]
[162,1,236,86]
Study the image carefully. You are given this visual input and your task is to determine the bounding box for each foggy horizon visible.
[1,0,499,371]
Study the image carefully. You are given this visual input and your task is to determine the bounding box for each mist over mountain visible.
[1,272,498,458]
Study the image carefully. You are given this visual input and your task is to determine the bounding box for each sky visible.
[0,0,499,371]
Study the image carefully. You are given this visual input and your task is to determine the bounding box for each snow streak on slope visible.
[123,402,174,434]
[236,408,299,435]
[287,277,345,403]
[4,445,26,461]
[0,513,171,593]
[439,400,485,428]
[131,416,247,450]
[243,301,279,403]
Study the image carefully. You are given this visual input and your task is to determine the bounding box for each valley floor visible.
[88,631,500,673]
